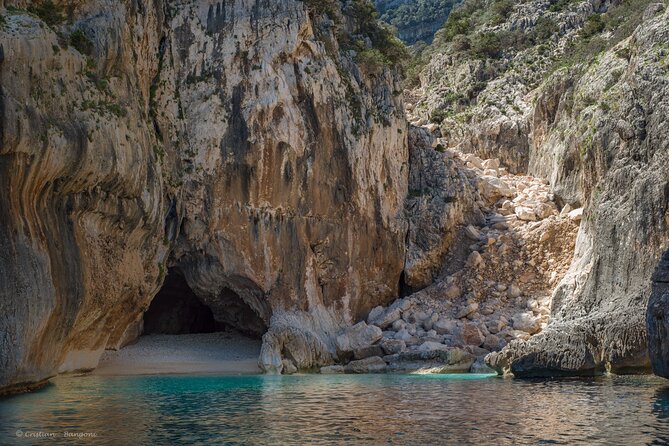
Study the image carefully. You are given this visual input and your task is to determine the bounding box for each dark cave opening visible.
[143,270,222,335]
[211,287,268,338]
[143,269,267,338]
[398,270,413,298]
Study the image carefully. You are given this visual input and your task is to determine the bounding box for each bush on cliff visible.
[27,0,64,27]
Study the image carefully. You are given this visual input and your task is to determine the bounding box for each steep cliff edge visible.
[648,249,669,377]
[0,0,407,392]
[0,0,167,393]
[487,3,669,376]
[410,0,669,376]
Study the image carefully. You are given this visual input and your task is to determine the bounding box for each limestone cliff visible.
[487,3,669,376]
[0,0,407,392]
[411,0,669,376]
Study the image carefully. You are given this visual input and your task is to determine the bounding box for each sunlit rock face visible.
[487,5,669,376]
[0,0,407,392]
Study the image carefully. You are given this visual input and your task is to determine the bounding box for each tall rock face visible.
[409,0,621,174]
[0,0,407,392]
[0,0,168,393]
[486,5,669,376]
[648,249,669,378]
[159,0,408,373]
[404,126,483,289]
[412,0,669,376]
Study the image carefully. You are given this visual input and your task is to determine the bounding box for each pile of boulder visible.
[320,319,476,374]
[319,148,581,374]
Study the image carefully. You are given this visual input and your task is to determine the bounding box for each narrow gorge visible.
[1,0,669,397]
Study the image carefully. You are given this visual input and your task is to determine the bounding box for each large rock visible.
[367,298,411,329]
[344,356,387,374]
[259,321,334,374]
[385,348,475,373]
[478,176,515,202]
[512,312,542,335]
[0,0,408,393]
[456,303,479,319]
[380,338,407,355]
[320,365,345,374]
[335,322,383,354]
[434,318,458,335]
[353,345,385,360]
[418,341,450,352]
[461,323,485,347]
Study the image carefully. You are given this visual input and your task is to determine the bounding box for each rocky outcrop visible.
[411,0,669,377]
[408,0,614,174]
[404,126,484,288]
[487,4,669,376]
[648,249,669,378]
[319,147,579,374]
[156,0,409,374]
[0,0,407,392]
[0,1,167,393]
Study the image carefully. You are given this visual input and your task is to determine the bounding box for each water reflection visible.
[1,374,669,445]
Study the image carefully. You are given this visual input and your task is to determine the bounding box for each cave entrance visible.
[143,269,222,335]
[143,269,267,338]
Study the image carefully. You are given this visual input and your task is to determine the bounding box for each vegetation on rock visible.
[374,0,462,44]
[27,0,64,27]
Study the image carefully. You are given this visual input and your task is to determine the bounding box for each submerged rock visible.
[385,348,475,373]
[345,357,388,374]
[320,365,345,375]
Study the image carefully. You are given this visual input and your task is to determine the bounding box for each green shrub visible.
[531,16,559,42]
[451,34,471,51]
[347,1,410,68]
[580,14,605,38]
[549,0,577,12]
[470,32,503,59]
[70,30,94,56]
[27,1,64,27]
[378,0,461,44]
[436,15,472,43]
[429,108,450,123]
[491,0,514,23]
[356,48,388,71]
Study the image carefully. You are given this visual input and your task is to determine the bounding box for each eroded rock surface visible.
[484,5,669,376]
[410,0,669,376]
[0,0,407,392]
[404,126,484,288]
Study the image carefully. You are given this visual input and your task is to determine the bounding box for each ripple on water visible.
[1,374,669,445]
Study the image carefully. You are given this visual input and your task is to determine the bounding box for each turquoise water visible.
[2,373,669,445]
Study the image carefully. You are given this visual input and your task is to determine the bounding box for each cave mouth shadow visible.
[143,269,266,338]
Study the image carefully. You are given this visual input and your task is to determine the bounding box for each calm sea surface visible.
[1,373,669,445]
